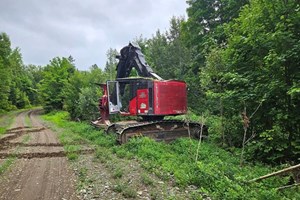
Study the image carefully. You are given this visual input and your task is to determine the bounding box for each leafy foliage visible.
[199,0,300,163]
[63,65,106,121]
[0,33,34,111]
[38,57,75,112]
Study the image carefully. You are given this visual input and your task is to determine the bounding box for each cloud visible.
[0,0,187,70]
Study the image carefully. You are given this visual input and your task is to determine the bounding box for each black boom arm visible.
[110,43,162,105]
[116,43,162,81]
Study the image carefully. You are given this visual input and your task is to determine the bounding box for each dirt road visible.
[0,109,79,200]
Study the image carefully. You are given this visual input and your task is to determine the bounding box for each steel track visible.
[106,120,207,144]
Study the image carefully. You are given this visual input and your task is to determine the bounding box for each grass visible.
[150,189,160,200]
[42,111,299,200]
[0,108,43,176]
[0,110,18,136]
[141,173,154,186]
[122,186,137,198]
[67,152,79,160]
[0,127,6,135]
[43,112,88,161]
[22,134,31,143]
[95,147,112,163]
[0,115,31,175]
[112,181,125,193]
[0,157,16,175]
[0,108,40,135]
[64,144,81,160]
[24,112,32,127]
[112,167,124,179]
[113,181,137,198]
[77,167,93,190]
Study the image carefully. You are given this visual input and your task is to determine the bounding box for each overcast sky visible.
[0,0,188,70]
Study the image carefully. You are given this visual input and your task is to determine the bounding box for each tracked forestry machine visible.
[92,43,207,143]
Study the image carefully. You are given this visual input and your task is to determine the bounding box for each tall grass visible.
[0,111,17,135]
[0,157,16,175]
[24,112,32,127]
[43,111,299,200]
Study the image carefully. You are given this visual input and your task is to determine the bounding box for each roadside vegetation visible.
[43,111,299,199]
[24,112,32,127]
[0,111,17,136]
[0,157,16,175]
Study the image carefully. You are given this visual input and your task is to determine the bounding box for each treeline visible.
[138,0,299,163]
[1,0,299,164]
[0,33,39,111]
[0,32,116,121]
[0,33,116,121]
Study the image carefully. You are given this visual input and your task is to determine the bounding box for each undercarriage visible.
[93,119,207,144]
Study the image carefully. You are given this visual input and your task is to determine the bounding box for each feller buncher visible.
[92,43,207,143]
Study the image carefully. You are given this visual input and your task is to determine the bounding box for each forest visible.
[0,0,299,166]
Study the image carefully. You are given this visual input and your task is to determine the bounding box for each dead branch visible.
[249,164,300,183]
[244,130,256,145]
[277,182,300,190]
[240,105,250,166]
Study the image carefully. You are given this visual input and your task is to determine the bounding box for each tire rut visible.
[0,127,46,146]
[0,149,94,159]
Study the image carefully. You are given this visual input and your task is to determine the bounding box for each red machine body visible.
[93,78,187,126]
[127,80,187,116]
[153,80,187,115]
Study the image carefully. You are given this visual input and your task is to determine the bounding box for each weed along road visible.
[1,109,297,199]
[0,109,79,200]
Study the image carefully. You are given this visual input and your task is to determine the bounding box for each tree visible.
[0,33,12,111]
[145,17,191,80]
[183,0,248,48]
[77,87,100,121]
[104,48,118,80]
[39,57,75,112]
[0,33,33,111]
[63,70,86,120]
[202,0,300,163]
[180,0,249,113]
[64,64,107,121]
[25,64,44,105]
[8,48,31,109]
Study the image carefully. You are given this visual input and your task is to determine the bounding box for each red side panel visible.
[153,80,187,115]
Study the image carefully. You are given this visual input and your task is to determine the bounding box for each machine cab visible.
[107,81,122,114]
